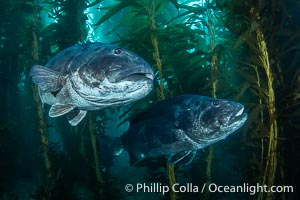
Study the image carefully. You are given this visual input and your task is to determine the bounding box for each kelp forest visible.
[0,0,299,199]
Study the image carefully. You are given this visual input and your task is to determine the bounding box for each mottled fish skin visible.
[30,42,153,126]
[120,94,248,165]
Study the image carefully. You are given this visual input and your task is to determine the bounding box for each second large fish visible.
[30,42,153,126]
[100,94,248,167]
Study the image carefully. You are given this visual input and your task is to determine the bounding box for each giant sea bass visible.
[30,42,154,126]
[99,94,248,168]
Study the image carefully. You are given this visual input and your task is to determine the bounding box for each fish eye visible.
[114,48,122,54]
[212,100,220,107]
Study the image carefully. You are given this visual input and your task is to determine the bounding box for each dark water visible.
[0,0,300,199]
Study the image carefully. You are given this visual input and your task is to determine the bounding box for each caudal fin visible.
[97,135,123,172]
[30,65,65,92]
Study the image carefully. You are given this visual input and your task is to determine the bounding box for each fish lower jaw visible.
[145,73,154,80]
[235,107,244,117]
[120,74,153,82]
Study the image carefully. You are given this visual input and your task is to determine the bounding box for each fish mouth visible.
[124,72,154,81]
[228,106,248,126]
[116,66,154,82]
[206,106,247,143]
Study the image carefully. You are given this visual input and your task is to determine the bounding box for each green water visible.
[0,0,299,199]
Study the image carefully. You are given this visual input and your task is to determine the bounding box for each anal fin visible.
[49,104,75,117]
[66,109,87,126]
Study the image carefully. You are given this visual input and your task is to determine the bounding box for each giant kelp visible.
[95,1,180,199]
[30,1,60,198]
[221,0,300,199]
[93,0,300,200]
[94,0,250,200]
[0,0,299,199]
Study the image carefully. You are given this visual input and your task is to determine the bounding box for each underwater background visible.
[0,0,300,199]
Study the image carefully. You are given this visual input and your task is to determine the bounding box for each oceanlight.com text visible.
[124,182,293,196]
[208,183,293,195]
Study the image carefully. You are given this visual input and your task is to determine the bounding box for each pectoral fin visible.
[176,151,196,165]
[167,151,196,165]
[30,65,65,92]
[49,104,75,117]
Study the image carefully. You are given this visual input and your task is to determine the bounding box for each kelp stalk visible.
[31,0,54,194]
[250,8,278,200]
[147,1,175,200]
[149,0,165,101]
[252,64,265,166]
[205,7,218,198]
[89,114,103,192]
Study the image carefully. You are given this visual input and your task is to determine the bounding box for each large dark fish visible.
[30,42,153,126]
[100,94,248,167]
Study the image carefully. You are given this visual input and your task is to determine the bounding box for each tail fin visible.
[30,65,65,92]
[97,135,123,172]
